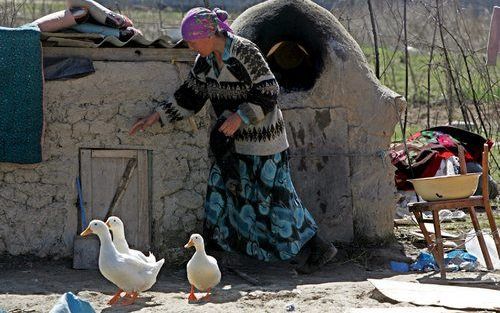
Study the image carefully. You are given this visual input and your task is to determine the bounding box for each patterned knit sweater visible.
[155,34,289,156]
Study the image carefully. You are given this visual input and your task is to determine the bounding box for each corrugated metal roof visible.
[41,31,176,48]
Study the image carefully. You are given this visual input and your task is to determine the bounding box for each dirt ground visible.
[1,235,500,313]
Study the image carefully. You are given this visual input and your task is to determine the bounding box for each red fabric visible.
[391,126,493,190]
[419,151,454,178]
[419,154,443,178]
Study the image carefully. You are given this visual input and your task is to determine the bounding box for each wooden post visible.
[481,143,500,258]
[432,208,446,279]
[402,0,409,136]
[80,149,93,228]
[367,0,380,79]
[414,211,436,253]
[468,206,494,270]
[458,146,467,175]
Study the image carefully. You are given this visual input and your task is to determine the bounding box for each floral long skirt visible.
[204,149,318,261]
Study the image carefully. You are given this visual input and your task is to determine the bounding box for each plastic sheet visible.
[43,57,94,80]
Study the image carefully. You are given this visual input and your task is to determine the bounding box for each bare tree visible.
[367,0,380,79]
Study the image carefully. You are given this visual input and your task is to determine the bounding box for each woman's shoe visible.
[296,243,337,274]
[296,234,337,274]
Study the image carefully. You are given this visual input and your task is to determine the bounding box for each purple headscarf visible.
[181,7,232,41]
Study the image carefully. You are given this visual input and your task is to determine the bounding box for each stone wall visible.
[0,1,406,261]
[0,61,211,262]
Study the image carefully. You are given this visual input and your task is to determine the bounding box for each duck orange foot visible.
[188,285,198,302]
[200,288,211,302]
[107,289,123,305]
[121,292,138,305]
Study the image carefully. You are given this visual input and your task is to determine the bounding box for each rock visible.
[27,194,53,209]
[195,207,205,220]
[95,105,119,122]
[14,190,29,203]
[72,121,90,138]
[15,170,40,183]
[162,180,184,196]
[174,190,204,210]
[3,173,15,184]
[285,303,296,311]
[66,106,88,124]
[88,120,115,135]
[181,213,197,231]
[0,187,15,200]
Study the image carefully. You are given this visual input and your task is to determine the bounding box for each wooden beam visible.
[409,196,484,210]
[80,149,93,228]
[137,150,150,250]
[91,149,137,159]
[42,46,196,63]
[105,158,138,219]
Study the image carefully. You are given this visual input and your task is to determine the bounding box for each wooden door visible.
[80,149,151,250]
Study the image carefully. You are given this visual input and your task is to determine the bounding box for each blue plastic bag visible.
[410,251,438,272]
[390,261,410,272]
[49,292,95,313]
[410,250,478,272]
[445,250,478,271]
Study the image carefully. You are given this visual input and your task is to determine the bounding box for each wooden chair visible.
[409,143,500,279]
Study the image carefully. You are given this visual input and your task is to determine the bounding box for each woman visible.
[130,7,337,274]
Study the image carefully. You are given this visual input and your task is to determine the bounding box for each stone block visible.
[73,235,99,269]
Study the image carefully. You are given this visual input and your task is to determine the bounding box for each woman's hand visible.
[219,112,242,136]
[129,112,161,135]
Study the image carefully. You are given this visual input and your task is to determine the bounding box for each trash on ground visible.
[390,261,409,273]
[368,278,500,311]
[349,307,462,313]
[465,230,500,269]
[49,292,95,313]
[438,209,467,222]
[410,250,478,272]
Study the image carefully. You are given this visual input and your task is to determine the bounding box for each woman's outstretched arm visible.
[130,55,210,135]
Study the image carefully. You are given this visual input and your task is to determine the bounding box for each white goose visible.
[81,220,164,305]
[105,216,156,263]
[184,234,221,302]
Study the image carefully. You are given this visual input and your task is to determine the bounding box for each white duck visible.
[105,216,156,263]
[81,220,164,305]
[184,233,221,302]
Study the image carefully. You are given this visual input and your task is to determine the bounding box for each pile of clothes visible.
[390,126,498,199]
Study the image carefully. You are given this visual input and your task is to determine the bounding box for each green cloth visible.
[0,23,44,164]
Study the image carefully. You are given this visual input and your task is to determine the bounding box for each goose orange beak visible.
[184,239,194,248]
[80,226,93,237]
[105,221,111,228]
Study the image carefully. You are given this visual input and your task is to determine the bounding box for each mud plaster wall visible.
[0,59,353,262]
[0,61,211,262]
[0,17,405,260]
